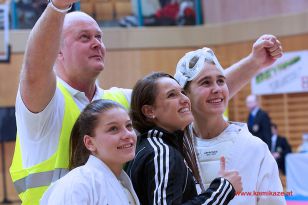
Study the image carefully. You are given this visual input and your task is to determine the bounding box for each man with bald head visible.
[10,4,131,205]
[10,0,283,204]
[246,94,272,149]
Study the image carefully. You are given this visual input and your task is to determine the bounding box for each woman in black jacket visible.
[126,72,242,205]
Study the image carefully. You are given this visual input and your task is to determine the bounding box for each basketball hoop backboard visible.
[0,3,10,63]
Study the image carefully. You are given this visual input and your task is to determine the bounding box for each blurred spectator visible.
[15,0,76,28]
[122,0,195,27]
[298,133,308,153]
[16,0,47,28]
[155,0,195,26]
[155,2,179,25]
[271,123,292,175]
[246,94,272,150]
[177,0,195,25]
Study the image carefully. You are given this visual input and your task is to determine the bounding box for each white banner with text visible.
[251,50,308,95]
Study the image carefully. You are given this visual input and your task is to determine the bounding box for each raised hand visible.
[251,34,283,69]
[218,156,243,193]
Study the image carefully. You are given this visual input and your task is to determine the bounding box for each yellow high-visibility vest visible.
[10,82,129,205]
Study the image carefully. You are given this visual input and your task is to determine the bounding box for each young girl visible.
[40,100,140,205]
[126,72,242,205]
[174,47,286,205]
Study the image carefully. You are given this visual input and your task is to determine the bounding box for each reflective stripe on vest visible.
[10,82,129,204]
[14,168,69,194]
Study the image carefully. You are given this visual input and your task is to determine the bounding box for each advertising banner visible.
[251,50,308,95]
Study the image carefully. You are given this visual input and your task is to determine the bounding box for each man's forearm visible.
[20,3,68,113]
[24,4,66,76]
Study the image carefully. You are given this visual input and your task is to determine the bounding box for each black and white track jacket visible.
[126,127,235,205]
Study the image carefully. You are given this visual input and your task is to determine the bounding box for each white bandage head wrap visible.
[174,47,224,88]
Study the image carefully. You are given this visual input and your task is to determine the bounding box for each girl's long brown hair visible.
[183,127,205,192]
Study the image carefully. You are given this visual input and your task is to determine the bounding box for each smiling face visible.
[58,12,106,81]
[144,77,193,132]
[187,63,229,119]
[84,107,137,171]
